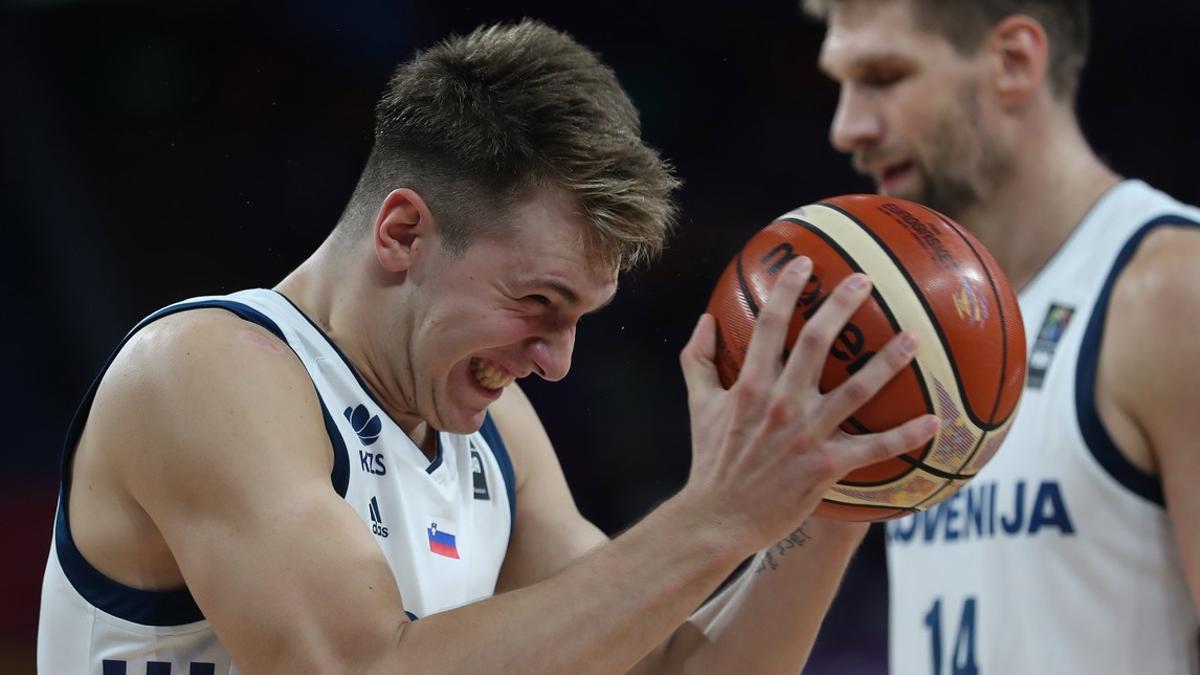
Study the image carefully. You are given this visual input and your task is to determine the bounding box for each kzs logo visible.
[344,404,382,445]
[346,404,386,476]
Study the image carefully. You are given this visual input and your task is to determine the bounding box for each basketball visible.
[707,195,1027,521]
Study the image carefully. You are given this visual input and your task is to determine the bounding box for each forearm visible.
[372,495,749,675]
[634,519,868,675]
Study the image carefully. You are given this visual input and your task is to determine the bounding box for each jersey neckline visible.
[265,288,446,473]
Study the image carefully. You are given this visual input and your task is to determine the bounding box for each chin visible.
[433,404,489,435]
[881,178,922,203]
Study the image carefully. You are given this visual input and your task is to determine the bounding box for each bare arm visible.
[1101,225,1200,613]
[109,312,410,673]
[631,519,869,675]
[493,388,869,675]
[496,262,935,675]
[118,258,932,674]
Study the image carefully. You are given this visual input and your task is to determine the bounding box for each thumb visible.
[680,313,722,394]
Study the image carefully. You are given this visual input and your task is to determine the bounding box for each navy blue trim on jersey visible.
[271,291,446,473]
[426,435,445,474]
[405,610,419,621]
[54,298,349,624]
[56,491,205,625]
[1076,215,1200,506]
[58,300,290,489]
[480,413,517,526]
[322,400,351,497]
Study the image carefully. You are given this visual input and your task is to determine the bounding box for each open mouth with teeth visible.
[470,357,515,391]
[879,161,915,193]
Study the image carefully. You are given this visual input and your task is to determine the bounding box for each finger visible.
[824,414,940,477]
[740,256,813,383]
[819,330,920,427]
[680,313,721,394]
[783,272,873,389]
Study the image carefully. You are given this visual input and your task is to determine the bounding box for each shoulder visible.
[1108,225,1200,332]
[96,308,330,496]
[104,308,312,422]
[1101,225,1200,453]
[1120,222,1200,284]
[124,306,292,362]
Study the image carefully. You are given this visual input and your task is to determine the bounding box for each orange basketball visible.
[707,195,1027,521]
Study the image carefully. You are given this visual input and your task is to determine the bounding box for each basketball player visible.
[807,0,1200,672]
[38,20,940,674]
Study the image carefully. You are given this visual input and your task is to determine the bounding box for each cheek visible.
[446,314,538,357]
[894,77,956,144]
[909,101,964,164]
[905,98,946,150]
[488,315,540,347]
[936,112,981,171]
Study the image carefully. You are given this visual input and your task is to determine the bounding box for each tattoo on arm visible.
[753,526,812,574]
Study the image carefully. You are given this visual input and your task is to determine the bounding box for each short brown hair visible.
[339,20,680,271]
[802,0,1090,99]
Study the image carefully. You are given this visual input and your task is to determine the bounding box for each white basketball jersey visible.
[886,180,1200,674]
[38,288,516,674]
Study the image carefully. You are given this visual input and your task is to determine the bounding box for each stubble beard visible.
[911,85,1014,222]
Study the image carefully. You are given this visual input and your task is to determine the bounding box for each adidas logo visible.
[369,496,389,538]
[344,404,382,446]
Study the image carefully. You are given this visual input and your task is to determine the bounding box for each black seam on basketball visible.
[837,454,971,487]
[895,454,973,480]
[779,216,937,469]
[838,471,909,487]
[929,208,1013,426]
[820,498,920,514]
[735,251,760,318]
[811,203,1006,432]
[840,392,941,484]
[956,428,991,485]
[923,211,1015,478]
[841,411,938,486]
[841,416,872,434]
[840,416,937,479]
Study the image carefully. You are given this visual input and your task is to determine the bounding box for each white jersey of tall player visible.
[38,288,516,675]
[886,180,1200,674]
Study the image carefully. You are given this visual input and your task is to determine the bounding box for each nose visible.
[527,324,576,382]
[829,85,882,154]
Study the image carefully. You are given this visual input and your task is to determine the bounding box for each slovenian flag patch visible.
[427,522,460,559]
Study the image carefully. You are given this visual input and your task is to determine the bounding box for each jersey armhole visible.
[1075,215,1200,506]
[54,298,351,624]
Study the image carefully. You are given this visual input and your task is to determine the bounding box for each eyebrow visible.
[524,277,618,314]
[821,50,912,77]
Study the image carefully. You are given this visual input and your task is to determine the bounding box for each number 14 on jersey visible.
[923,597,979,675]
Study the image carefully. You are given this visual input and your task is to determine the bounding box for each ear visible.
[987,14,1049,109]
[372,188,436,274]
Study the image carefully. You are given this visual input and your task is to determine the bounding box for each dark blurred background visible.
[3,0,1198,672]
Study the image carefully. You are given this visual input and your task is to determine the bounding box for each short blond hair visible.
[341,20,680,271]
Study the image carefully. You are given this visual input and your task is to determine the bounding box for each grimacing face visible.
[395,187,618,434]
[818,0,1015,219]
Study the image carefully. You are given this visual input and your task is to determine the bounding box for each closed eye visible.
[858,64,909,89]
[523,294,552,307]
[863,72,904,88]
